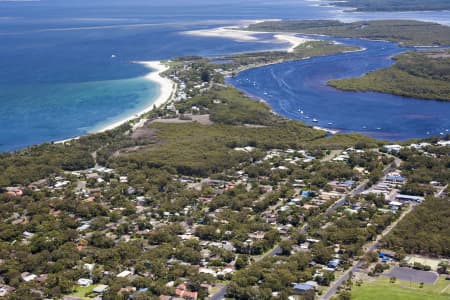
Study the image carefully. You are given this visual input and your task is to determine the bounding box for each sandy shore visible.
[55,61,175,144]
[95,61,175,133]
[274,34,314,52]
[184,25,314,53]
[313,126,339,135]
[184,26,261,42]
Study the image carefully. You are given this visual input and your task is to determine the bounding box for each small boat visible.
[328,122,333,125]
[304,116,310,119]
[426,131,430,135]
[312,118,318,123]
[299,110,304,114]
[376,127,382,130]
[111,54,116,58]
[362,126,367,129]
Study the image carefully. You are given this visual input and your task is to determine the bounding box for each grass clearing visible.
[70,285,97,299]
[351,276,450,300]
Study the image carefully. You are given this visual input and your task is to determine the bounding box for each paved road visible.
[325,159,397,216]
[321,205,413,300]
[321,262,360,300]
[210,157,402,300]
[436,184,448,198]
[320,158,407,300]
[209,284,227,300]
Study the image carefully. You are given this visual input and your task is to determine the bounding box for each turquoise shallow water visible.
[0,76,157,149]
[0,0,449,151]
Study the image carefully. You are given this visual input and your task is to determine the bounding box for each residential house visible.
[175,283,198,300]
[292,283,315,295]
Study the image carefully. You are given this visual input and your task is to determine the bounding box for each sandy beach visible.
[184,25,314,53]
[273,34,314,52]
[55,61,175,144]
[95,61,175,133]
[184,26,261,42]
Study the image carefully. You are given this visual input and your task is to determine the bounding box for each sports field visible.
[351,276,450,300]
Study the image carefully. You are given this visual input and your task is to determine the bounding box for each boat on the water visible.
[312,118,318,123]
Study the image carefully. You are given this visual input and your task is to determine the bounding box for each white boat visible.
[111,54,116,58]
[312,118,318,123]
[328,122,333,125]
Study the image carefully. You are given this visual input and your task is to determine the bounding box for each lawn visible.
[351,276,450,300]
[70,285,97,299]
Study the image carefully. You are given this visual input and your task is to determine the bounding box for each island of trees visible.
[328,50,450,101]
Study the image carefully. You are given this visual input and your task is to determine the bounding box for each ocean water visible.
[0,0,449,151]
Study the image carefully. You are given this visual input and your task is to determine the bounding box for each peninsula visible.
[247,20,450,46]
[329,50,450,101]
[328,0,450,12]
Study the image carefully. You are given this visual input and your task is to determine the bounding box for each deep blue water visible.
[227,37,450,140]
[0,0,449,151]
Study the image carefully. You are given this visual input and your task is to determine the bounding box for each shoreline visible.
[224,77,340,136]
[184,25,315,53]
[55,60,175,145]
[273,34,314,52]
[95,61,175,133]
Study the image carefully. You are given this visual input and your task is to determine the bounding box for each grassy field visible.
[70,285,97,299]
[351,276,450,300]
